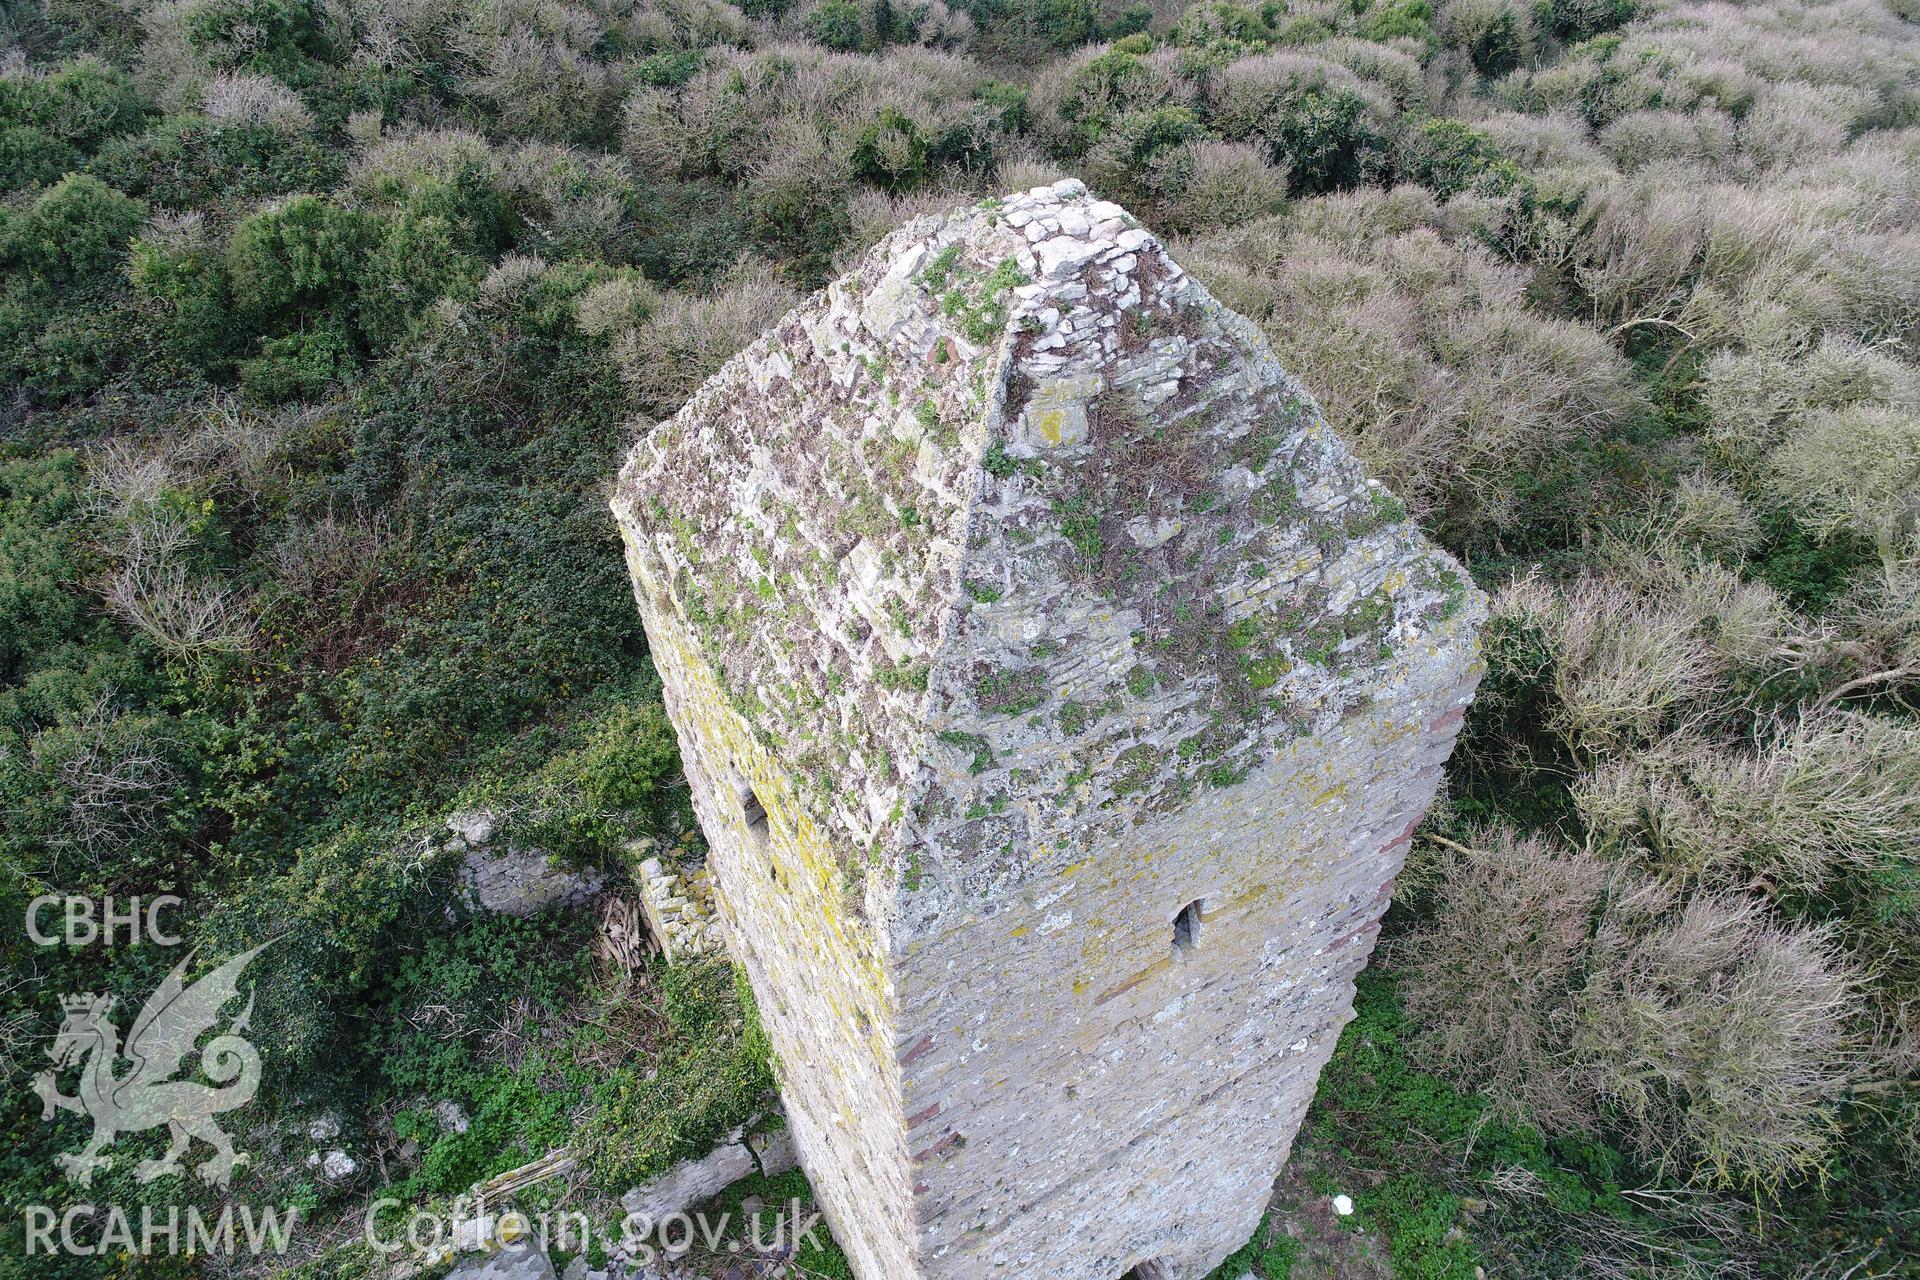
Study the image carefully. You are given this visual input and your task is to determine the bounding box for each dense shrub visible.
[0,453,131,708]
[0,56,148,151]
[966,0,1103,52]
[181,0,332,78]
[1205,54,1395,193]
[1767,404,1920,563]
[1400,117,1527,197]
[851,106,933,190]
[0,125,79,195]
[128,213,240,372]
[1492,573,1730,753]
[468,4,626,144]
[807,0,869,48]
[1029,45,1184,155]
[1153,140,1290,232]
[1079,105,1204,207]
[1578,713,1920,894]
[87,112,342,206]
[199,69,312,133]
[1442,0,1535,76]
[1400,828,1872,1189]
[1184,195,1644,546]
[1395,830,1612,1135]
[1535,0,1638,40]
[590,263,800,415]
[224,194,366,328]
[1,174,144,289]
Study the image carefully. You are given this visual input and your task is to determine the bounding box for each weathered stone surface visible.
[748,1124,799,1177]
[452,809,605,915]
[632,849,725,963]
[445,1239,557,1280]
[620,1130,758,1226]
[610,180,1485,1280]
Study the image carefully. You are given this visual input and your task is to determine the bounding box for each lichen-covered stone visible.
[444,1239,556,1280]
[633,850,725,964]
[610,180,1486,1280]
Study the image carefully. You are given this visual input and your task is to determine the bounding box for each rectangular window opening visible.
[1172,899,1203,953]
[733,771,769,841]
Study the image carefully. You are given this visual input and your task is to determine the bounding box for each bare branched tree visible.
[99,509,257,659]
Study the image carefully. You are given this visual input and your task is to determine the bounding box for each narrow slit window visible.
[734,772,769,842]
[1172,899,1203,953]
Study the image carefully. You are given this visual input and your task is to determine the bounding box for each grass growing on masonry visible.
[975,666,1048,715]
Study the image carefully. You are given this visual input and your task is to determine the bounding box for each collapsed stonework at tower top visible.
[611,178,1485,932]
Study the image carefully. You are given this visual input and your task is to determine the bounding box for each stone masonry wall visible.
[617,556,918,1279]
[612,180,1486,1280]
[632,852,724,964]
[892,661,1473,1278]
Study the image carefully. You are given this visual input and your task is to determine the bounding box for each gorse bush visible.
[0,55,148,151]
[2,173,143,288]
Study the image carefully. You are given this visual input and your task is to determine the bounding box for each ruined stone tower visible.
[610,180,1485,1280]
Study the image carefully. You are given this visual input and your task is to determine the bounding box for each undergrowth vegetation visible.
[1,0,1916,1274]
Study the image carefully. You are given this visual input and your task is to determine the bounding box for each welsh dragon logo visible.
[32,944,268,1189]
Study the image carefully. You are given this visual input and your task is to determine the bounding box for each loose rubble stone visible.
[747,1125,798,1177]
[610,180,1485,1280]
[621,1131,758,1227]
[310,1149,356,1181]
[436,1099,471,1134]
[445,1239,556,1280]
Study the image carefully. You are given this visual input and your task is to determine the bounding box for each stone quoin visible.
[610,180,1486,1280]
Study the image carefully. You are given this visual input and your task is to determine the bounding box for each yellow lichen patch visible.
[1092,954,1173,1007]
[1311,781,1349,807]
[663,613,895,1005]
[1219,882,1271,914]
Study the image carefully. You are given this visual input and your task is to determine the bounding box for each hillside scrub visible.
[1,0,1917,1275]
